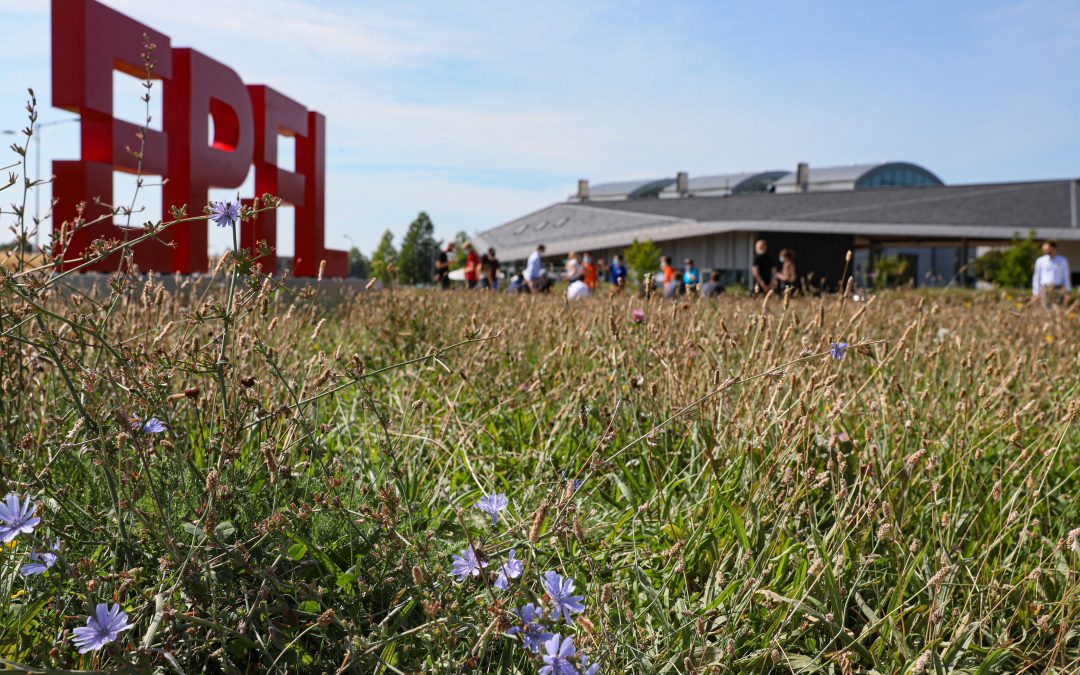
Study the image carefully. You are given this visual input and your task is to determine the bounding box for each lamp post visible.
[1,117,80,250]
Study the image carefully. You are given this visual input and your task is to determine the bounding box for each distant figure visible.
[434,241,455,289]
[661,256,679,298]
[775,248,798,296]
[486,247,500,291]
[752,239,775,293]
[1032,240,1071,308]
[683,258,700,286]
[478,253,491,290]
[525,244,548,292]
[564,251,582,282]
[567,279,590,300]
[463,242,480,290]
[596,258,609,284]
[701,271,725,297]
[582,253,598,289]
[609,254,628,288]
[508,273,524,294]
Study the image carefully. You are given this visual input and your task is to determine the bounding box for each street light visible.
[1,117,80,250]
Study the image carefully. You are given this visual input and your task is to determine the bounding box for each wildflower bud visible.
[601,583,612,606]
[577,616,594,634]
[529,493,552,544]
[412,565,425,586]
[317,608,334,628]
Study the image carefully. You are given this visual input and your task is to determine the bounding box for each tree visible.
[371,230,397,284]
[996,232,1041,289]
[971,249,1004,283]
[452,231,469,269]
[872,255,912,289]
[397,212,440,285]
[970,232,1040,288]
[623,239,661,287]
[347,247,371,279]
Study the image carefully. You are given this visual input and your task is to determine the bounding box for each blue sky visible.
[2,0,1079,255]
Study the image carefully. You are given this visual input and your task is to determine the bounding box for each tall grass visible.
[1,92,1078,673]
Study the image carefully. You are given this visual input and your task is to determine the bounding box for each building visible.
[473,162,1080,289]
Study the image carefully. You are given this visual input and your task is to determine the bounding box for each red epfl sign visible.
[51,0,346,276]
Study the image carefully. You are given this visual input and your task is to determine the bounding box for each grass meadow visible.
[1,253,1078,673]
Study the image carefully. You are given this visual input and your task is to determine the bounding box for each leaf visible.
[214,521,236,540]
[287,543,307,561]
[299,600,320,614]
[182,522,206,543]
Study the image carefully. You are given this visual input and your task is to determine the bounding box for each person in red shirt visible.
[463,242,480,289]
[582,253,597,289]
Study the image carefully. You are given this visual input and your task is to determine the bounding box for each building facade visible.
[473,162,1080,290]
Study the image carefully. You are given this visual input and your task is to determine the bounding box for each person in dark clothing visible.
[434,242,455,289]
[486,247,500,291]
[609,254,628,288]
[479,253,491,290]
[752,239,775,294]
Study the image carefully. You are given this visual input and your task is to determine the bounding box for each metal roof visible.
[582,178,676,200]
[659,171,790,196]
[475,179,1080,261]
[773,161,942,187]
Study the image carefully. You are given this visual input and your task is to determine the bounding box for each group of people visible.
[431,237,1073,307]
[751,239,799,295]
[433,242,502,291]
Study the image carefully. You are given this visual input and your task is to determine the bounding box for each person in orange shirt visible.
[582,253,597,289]
[661,256,678,298]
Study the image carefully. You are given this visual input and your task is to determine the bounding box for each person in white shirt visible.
[564,251,581,283]
[525,244,547,292]
[1031,240,1071,308]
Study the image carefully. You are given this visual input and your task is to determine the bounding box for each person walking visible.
[609,254,628,288]
[486,247,500,291]
[463,242,480,290]
[582,253,598,289]
[1032,240,1071,308]
[774,249,797,296]
[525,244,547,292]
[434,242,455,289]
[752,239,776,294]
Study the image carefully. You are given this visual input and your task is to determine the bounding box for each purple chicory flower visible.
[494,548,524,590]
[131,414,167,434]
[0,493,40,543]
[475,493,509,526]
[539,633,578,675]
[507,603,554,653]
[559,471,583,493]
[22,538,60,576]
[580,651,600,675]
[829,341,848,361]
[71,603,132,653]
[631,308,645,323]
[208,201,242,228]
[450,545,487,582]
[541,570,586,625]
